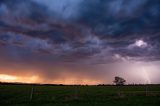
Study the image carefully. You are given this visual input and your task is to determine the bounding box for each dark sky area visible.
[0,0,160,84]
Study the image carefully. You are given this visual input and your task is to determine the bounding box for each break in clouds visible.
[0,0,160,84]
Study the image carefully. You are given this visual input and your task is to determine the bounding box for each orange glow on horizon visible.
[0,74,102,85]
[0,74,39,83]
[0,74,17,81]
[51,78,101,85]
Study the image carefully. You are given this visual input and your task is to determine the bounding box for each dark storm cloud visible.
[0,0,160,63]
[78,0,160,36]
[0,0,160,84]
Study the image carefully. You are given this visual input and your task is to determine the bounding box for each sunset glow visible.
[0,74,102,85]
[0,74,39,83]
[0,74,17,81]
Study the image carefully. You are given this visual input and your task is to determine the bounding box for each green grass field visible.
[0,84,160,106]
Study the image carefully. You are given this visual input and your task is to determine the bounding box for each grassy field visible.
[0,84,160,106]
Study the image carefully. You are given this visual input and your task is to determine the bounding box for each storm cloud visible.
[0,0,160,84]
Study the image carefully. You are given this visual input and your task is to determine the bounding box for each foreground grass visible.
[0,84,160,106]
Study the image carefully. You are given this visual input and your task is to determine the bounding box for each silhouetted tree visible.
[113,76,126,85]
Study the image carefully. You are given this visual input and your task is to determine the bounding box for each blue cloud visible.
[0,0,160,63]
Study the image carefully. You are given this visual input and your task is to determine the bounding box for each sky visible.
[0,0,160,85]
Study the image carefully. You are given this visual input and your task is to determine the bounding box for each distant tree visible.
[113,76,126,85]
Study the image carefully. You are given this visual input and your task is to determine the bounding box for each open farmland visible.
[0,84,160,106]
